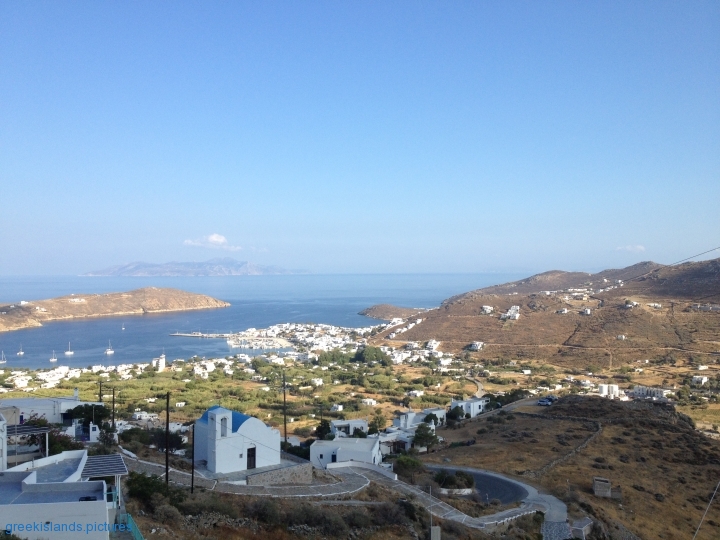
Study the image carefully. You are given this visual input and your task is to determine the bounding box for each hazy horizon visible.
[1,2,718,276]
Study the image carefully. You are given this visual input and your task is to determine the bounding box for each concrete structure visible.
[631,386,672,399]
[470,341,484,351]
[330,419,368,438]
[310,437,382,469]
[571,517,594,539]
[481,306,493,314]
[692,376,709,386]
[592,477,612,498]
[598,385,621,398]
[450,396,490,417]
[194,405,281,474]
[0,391,101,426]
[393,407,446,430]
[0,450,127,540]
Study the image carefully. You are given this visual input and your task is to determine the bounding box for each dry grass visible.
[420,396,720,540]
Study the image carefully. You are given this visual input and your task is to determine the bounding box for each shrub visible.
[343,510,371,528]
[371,503,407,526]
[154,504,182,524]
[125,472,186,510]
[250,498,281,526]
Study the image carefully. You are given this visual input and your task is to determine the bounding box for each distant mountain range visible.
[84,258,308,277]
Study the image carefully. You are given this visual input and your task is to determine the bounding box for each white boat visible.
[50,350,58,362]
[16,345,24,356]
[105,341,114,355]
[122,324,125,331]
[0,351,6,364]
[65,341,74,356]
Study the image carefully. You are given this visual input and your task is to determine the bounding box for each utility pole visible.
[191,423,195,494]
[112,387,116,430]
[165,392,170,486]
[283,370,288,448]
[99,381,103,403]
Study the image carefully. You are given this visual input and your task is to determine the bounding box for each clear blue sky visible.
[1,1,718,275]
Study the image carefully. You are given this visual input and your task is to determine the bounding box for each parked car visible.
[537,399,552,406]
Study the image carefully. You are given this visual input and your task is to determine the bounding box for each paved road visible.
[427,465,528,505]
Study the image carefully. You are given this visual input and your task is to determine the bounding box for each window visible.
[319,454,323,459]
[220,416,227,437]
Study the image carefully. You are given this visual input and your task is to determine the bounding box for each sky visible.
[1,1,718,275]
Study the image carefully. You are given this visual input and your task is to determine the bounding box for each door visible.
[331,454,337,463]
[247,447,256,469]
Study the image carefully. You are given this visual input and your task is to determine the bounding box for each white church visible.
[194,405,281,474]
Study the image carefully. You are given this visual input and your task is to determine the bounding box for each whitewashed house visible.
[310,437,382,469]
[194,405,281,474]
[330,419,368,438]
[470,341,484,351]
[450,396,490,417]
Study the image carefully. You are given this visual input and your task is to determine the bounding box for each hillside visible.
[425,395,720,540]
[0,287,230,332]
[84,257,306,276]
[372,258,720,369]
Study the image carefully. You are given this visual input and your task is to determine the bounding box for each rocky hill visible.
[372,258,720,369]
[0,287,230,332]
[84,257,306,276]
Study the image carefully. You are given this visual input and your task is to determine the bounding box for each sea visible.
[0,274,522,370]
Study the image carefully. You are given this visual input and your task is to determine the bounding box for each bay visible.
[0,273,521,370]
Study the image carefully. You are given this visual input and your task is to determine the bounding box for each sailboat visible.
[122,324,125,331]
[0,351,6,365]
[16,344,24,356]
[105,341,114,355]
[49,350,58,362]
[65,341,74,356]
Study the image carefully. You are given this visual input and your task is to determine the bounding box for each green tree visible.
[412,422,438,451]
[369,410,387,434]
[315,419,331,440]
[352,427,367,438]
[71,404,111,428]
[354,347,390,366]
[423,413,439,426]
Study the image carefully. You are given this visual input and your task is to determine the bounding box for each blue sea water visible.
[0,274,521,370]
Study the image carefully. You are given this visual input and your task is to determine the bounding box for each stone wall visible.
[514,411,603,478]
[246,462,313,486]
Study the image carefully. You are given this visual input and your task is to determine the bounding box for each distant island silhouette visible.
[83,258,309,277]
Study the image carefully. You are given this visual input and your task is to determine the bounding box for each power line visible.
[692,477,720,540]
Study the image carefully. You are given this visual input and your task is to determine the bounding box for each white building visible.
[0,449,128,540]
[631,386,672,399]
[310,437,382,469]
[470,341,484,351]
[361,398,377,406]
[393,407,446,430]
[481,306,494,314]
[330,419,368,438]
[598,384,621,398]
[0,391,101,426]
[426,340,440,351]
[692,376,709,386]
[450,396,490,417]
[194,405,281,474]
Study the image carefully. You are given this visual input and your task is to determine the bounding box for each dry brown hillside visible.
[372,258,720,369]
[0,287,230,332]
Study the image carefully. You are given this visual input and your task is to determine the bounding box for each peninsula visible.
[359,304,427,320]
[0,287,230,333]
